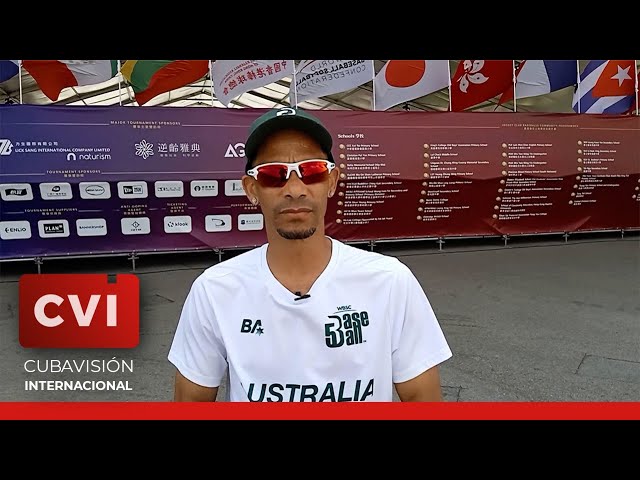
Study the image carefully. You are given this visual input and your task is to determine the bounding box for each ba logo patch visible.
[241,318,264,335]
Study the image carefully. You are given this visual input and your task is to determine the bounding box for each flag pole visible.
[635,59,639,116]
[512,60,517,113]
[576,60,581,114]
[18,60,23,104]
[209,60,215,107]
[117,60,122,106]
[371,60,376,111]
[292,60,298,108]
[448,60,453,112]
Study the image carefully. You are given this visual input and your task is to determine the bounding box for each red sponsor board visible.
[317,111,640,240]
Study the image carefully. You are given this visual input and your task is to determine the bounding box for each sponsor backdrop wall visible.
[0,105,638,260]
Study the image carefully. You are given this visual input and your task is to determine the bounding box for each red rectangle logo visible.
[19,274,139,348]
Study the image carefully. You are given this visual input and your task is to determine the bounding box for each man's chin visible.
[276,227,317,240]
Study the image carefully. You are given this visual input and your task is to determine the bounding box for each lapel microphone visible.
[294,291,311,301]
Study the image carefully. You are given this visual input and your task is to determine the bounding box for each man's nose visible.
[282,170,307,197]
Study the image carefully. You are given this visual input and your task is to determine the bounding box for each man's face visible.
[242,128,339,241]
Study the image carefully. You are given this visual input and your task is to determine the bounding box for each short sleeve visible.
[390,264,453,383]
[167,275,228,388]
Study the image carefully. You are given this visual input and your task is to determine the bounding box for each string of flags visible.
[0,60,637,114]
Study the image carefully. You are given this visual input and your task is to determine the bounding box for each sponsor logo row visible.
[0,214,264,240]
[0,180,246,201]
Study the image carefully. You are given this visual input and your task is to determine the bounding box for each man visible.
[168,107,452,402]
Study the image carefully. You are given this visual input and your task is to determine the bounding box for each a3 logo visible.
[225,142,245,158]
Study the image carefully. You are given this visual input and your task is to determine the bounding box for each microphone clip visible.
[293,291,311,301]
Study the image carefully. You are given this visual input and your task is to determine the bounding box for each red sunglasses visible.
[247,159,335,188]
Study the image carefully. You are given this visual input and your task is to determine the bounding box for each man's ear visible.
[328,165,340,197]
[241,175,258,205]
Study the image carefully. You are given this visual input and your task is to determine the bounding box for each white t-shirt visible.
[168,237,452,402]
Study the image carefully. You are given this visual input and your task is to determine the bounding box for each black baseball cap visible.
[244,107,334,172]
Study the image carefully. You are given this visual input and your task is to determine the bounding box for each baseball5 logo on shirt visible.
[325,306,370,348]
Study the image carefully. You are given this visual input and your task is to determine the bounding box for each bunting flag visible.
[499,60,577,105]
[0,60,19,83]
[373,60,450,111]
[211,60,294,107]
[450,60,513,111]
[120,60,210,106]
[572,60,636,114]
[294,60,374,104]
[20,60,118,101]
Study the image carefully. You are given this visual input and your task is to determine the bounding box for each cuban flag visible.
[499,60,577,104]
[0,60,19,83]
[573,60,636,114]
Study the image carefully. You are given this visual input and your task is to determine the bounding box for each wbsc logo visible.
[19,274,139,348]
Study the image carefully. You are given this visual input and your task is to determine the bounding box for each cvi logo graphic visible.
[19,274,139,348]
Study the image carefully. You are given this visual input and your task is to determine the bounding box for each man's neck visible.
[265,232,333,294]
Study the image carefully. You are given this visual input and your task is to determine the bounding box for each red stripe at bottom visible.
[0,402,638,420]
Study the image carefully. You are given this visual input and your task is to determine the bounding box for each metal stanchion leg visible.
[563,232,569,243]
[128,252,138,272]
[369,240,375,252]
[35,257,43,274]
[217,249,223,263]
[437,237,445,251]
[502,235,509,247]
[621,229,625,239]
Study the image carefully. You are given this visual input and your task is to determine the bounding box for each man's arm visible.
[174,370,219,402]
[394,365,444,402]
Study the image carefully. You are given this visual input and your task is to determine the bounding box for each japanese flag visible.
[374,60,450,111]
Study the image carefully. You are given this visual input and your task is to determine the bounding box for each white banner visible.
[294,60,374,104]
[211,60,293,106]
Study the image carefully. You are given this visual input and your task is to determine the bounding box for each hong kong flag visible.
[450,60,514,111]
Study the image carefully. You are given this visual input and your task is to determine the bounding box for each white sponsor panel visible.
[76,218,108,237]
[237,213,264,231]
[155,180,184,198]
[191,180,219,197]
[205,214,232,232]
[1,183,33,201]
[79,181,111,199]
[121,217,151,235]
[39,182,73,200]
[117,181,148,199]
[164,215,192,234]
[38,219,70,238]
[0,220,32,240]
[225,179,246,196]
